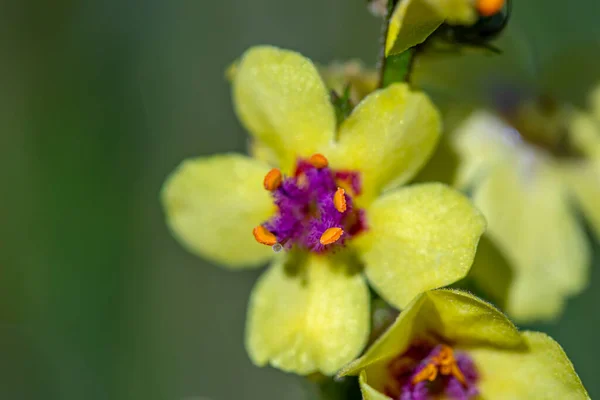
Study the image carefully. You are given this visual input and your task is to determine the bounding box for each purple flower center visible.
[385,342,479,400]
[253,155,368,253]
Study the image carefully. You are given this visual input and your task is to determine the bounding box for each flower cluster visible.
[160,0,592,398]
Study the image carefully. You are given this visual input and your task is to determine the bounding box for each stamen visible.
[263,168,282,191]
[412,363,438,384]
[476,0,505,16]
[308,153,329,169]
[435,345,454,367]
[333,187,347,213]
[253,225,277,246]
[412,345,467,387]
[450,363,467,386]
[319,227,344,245]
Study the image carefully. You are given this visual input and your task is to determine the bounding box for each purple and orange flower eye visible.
[252,154,368,253]
[385,342,479,400]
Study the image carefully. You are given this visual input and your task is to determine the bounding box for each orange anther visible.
[308,153,329,169]
[412,363,438,384]
[319,227,344,245]
[333,187,347,213]
[253,225,277,246]
[412,345,468,387]
[476,0,505,17]
[263,168,282,191]
[434,345,454,366]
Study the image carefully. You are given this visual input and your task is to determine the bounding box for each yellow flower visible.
[386,0,506,56]
[339,289,590,400]
[161,46,486,375]
[452,87,600,322]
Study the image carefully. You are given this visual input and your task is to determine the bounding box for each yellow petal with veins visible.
[356,183,486,309]
[161,154,274,268]
[246,254,370,375]
[470,332,590,399]
[233,46,336,172]
[329,83,441,205]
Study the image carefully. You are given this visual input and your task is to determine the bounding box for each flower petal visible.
[161,154,274,268]
[569,111,600,160]
[358,370,391,400]
[561,162,600,241]
[451,110,520,190]
[356,183,485,309]
[246,254,370,375]
[467,235,513,310]
[386,0,477,56]
[473,159,590,321]
[339,289,522,377]
[330,84,441,204]
[233,46,336,171]
[470,331,590,399]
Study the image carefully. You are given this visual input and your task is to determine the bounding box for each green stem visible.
[377,0,399,88]
[378,0,419,88]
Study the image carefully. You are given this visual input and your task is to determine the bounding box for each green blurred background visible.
[1,0,599,399]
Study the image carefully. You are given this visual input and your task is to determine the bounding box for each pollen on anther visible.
[476,0,505,16]
[320,227,344,245]
[253,225,277,246]
[263,168,282,191]
[333,187,347,213]
[308,153,329,169]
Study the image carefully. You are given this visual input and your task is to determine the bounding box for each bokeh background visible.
[1,0,599,399]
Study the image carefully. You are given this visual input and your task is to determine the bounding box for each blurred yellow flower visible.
[452,87,600,322]
[319,60,378,105]
[386,0,506,55]
[161,46,486,375]
[339,289,589,400]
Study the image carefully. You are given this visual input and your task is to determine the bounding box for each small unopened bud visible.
[476,0,505,16]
